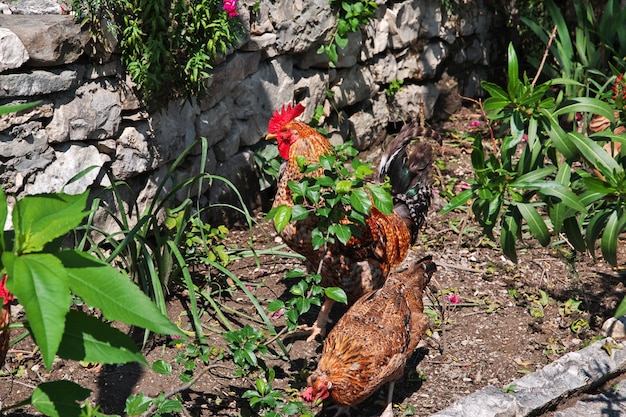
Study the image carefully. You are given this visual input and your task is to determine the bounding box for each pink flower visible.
[455,181,471,193]
[172,334,181,340]
[469,120,483,128]
[223,0,238,17]
[445,293,462,305]
[272,308,285,320]
[521,134,528,142]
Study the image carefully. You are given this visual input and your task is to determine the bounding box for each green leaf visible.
[336,180,353,194]
[0,100,41,115]
[3,252,71,369]
[267,300,285,312]
[501,212,519,263]
[506,43,520,98]
[440,188,474,214]
[509,167,555,186]
[601,211,620,266]
[152,359,172,375]
[125,394,153,416]
[586,210,611,259]
[324,287,348,304]
[516,203,550,246]
[329,224,352,245]
[615,296,626,318]
[368,184,393,214]
[290,205,309,221]
[30,380,91,417]
[350,188,372,215]
[56,250,181,336]
[57,310,147,365]
[568,131,622,178]
[553,98,616,121]
[563,216,586,252]
[271,205,292,234]
[12,192,89,254]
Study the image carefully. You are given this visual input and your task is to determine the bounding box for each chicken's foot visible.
[380,381,396,417]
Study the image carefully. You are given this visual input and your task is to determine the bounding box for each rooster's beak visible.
[265,133,277,140]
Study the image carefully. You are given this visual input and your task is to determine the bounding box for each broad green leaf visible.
[31,380,90,417]
[311,228,325,250]
[516,203,550,246]
[506,43,520,98]
[543,111,579,160]
[568,131,622,177]
[57,310,147,365]
[350,188,372,215]
[336,180,353,194]
[563,217,586,252]
[440,188,473,214]
[586,210,611,259]
[553,98,616,121]
[481,81,509,101]
[510,180,586,213]
[152,359,172,375]
[290,204,309,221]
[271,205,292,233]
[601,211,620,266]
[267,299,285,312]
[324,287,348,304]
[509,167,555,187]
[56,250,181,336]
[125,394,153,415]
[329,224,352,245]
[501,214,519,263]
[12,192,89,254]
[3,252,71,369]
[368,184,393,214]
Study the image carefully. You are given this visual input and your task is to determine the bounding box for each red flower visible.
[223,0,238,17]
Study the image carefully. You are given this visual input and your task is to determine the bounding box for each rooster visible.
[302,255,436,416]
[0,275,13,368]
[266,103,436,340]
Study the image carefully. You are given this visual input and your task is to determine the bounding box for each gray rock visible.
[0,28,29,72]
[201,51,262,111]
[24,142,110,195]
[46,80,121,143]
[602,316,626,339]
[0,68,81,97]
[349,95,389,150]
[1,0,65,14]
[331,65,378,108]
[0,100,54,132]
[0,15,87,65]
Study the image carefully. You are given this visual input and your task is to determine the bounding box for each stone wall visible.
[0,0,506,227]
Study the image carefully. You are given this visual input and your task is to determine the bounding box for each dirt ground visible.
[1,106,625,417]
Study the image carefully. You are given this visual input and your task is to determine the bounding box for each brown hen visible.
[0,275,13,368]
[302,255,436,416]
[266,103,436,340]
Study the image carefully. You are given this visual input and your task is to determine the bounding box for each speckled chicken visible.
[0,275,13,368]
[302,255,436,416]
[266,103,436,340]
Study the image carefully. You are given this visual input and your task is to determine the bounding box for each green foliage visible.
[71,0,246,106]
[266,141,393,249]
[319,0,378,65]
[242,367,313,416]
[224,324,268,376]
[385,79,405,97]
[0,189,180,416]
[442,43,624,265]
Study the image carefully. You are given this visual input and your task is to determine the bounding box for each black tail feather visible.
[378,122,438,241]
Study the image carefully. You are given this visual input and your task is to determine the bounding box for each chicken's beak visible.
[265,133,277,140]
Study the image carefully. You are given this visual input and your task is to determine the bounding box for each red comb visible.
[268,103,305,134]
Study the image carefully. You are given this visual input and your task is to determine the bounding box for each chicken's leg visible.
[380,381,396,417]
[299,297,335,342]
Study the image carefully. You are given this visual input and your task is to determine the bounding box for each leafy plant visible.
[71,0,246,106]
[385,79,405,97]
[268,141,393,249]
[319,0,378,65]
[224,324,268,376]
[0,189,180,415]
[442,43,621,263]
